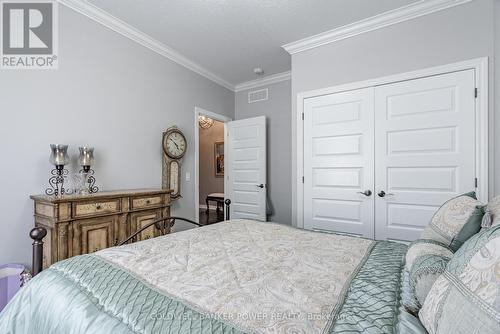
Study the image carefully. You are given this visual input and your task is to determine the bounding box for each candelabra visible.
[45,144,70,197]
[78,147,98,194]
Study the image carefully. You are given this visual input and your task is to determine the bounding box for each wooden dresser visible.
[31,189,171,268]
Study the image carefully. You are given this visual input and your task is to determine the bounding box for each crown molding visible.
[282,0,472,54]
[234,71,291,92]
[58,0,234,91]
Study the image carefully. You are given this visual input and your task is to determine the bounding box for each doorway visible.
[194,107,231,224]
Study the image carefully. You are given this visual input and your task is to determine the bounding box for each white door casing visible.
[194,107,232,223]
[374,69,476,241]
[303,88,375,238]
[226,116,267,221]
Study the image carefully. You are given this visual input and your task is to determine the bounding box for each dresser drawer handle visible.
[96,205,102,210]
[146,200,151,204]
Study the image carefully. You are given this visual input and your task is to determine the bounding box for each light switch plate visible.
[185,172,191,181]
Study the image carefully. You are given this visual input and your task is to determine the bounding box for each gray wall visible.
[0,6,234,266]
[291,0,498,225]
[199,120,224,206]
[235,80,292,224]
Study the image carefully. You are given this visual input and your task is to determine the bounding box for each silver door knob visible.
[357,190,372,196]
[378,191,395,197]
[257,184,264,188]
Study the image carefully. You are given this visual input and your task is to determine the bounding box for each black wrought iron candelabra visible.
[80,166,99,194]
[45,165,69,197]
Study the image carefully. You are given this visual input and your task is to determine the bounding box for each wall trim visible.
[234,71,291,92]
[59,0,234,91]
[194,107,232,223]
[294,57,489,229]
[282,0,472,54]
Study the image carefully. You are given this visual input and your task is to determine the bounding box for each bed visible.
[0,220,420,333]
[8,193,500,334]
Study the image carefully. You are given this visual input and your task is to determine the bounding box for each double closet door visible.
[303,69,476,242]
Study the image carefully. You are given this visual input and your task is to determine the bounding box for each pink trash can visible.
[0,264,25,312]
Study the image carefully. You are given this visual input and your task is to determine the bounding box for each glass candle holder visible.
[46,144,70,197]
[78,147,98,194]
[78,147,94,171]
[49,144,69,167]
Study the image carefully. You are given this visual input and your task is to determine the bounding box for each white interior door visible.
[226,116,267,221]
[374,69,476,241]
[303,88,375,238]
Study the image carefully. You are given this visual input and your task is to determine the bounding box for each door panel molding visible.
[226,116,267,221]
[296,58,489,237]
[304,88,375,238]
[374,69,476,240]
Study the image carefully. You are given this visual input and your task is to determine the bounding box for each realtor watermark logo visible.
[1,0,58,69]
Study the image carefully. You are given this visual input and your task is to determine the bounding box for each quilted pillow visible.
[402,240,453,314]
[409,254,450,308]
[420,192,484,251]
[419,224,500,334]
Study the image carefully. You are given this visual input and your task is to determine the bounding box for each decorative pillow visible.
[401,269,420,315]
[409,254,450,308]
[419,224,500,334]
[482,195,500,228]
[402,240,453,314]
[420,192,484,251]
[405,239,453,271]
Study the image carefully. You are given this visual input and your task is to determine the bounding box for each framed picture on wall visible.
[215,142,224,177]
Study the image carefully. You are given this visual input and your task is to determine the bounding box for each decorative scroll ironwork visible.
[118,216,200,246]
[80,168,99,194]
[45,167,70,197]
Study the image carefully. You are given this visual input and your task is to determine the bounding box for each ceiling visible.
[87,0,419,86]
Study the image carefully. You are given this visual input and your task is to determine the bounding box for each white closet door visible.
[304,88,375,238]
[374,69,476,241]
[226,116,267,221]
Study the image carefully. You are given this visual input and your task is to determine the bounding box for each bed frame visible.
[28,199,232,277]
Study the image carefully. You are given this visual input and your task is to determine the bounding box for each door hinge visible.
[475,88,478,98]
[475,177,478,188]
[302,176,304,183]
[302,112,304,120]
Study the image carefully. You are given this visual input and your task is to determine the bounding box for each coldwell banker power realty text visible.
[1,0,58,69]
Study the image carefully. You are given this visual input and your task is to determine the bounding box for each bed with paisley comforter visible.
[0,220,423,334]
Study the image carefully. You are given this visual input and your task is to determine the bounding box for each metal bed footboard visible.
[29,199,231,277]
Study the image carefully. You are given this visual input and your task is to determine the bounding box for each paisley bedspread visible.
[0,220,407,334]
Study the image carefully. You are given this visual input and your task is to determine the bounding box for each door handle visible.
[378,191,395,198]
[357,190,372,197]
[256,184,264,188]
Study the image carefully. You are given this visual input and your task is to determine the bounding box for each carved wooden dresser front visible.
[30,189,171,269]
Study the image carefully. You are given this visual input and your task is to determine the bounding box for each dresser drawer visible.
[131,195,163,209]
[74,199,121,218]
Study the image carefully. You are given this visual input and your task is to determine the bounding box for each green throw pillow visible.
[402,239,453,314]
[420,192,485,251]
[419,224,500,334]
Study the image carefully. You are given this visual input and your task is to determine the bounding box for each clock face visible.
[163,130,186,159]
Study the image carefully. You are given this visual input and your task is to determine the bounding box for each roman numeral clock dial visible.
[162,127,187,200]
